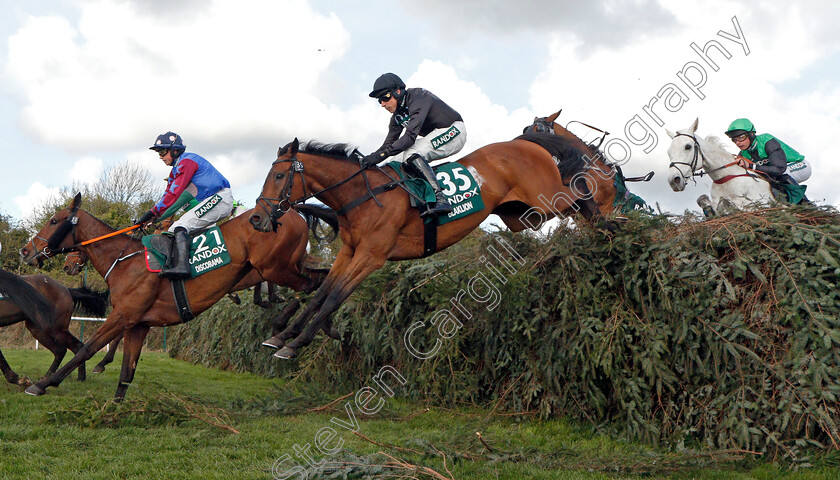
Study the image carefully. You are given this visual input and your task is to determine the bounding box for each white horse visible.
[666,118,773,216]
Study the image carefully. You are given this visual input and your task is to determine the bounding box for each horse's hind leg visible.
[93,335,122,374]
[266,283,283,304]
[115,325,150,401]
[0,349,24,385]
[49,328,87,381]
[25,324,67,380]
[270,298,301,337]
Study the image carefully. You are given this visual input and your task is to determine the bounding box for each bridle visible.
[254,156,309,229]
[254,148,377,230]
[669,132,762,185]
[28,204,81,263]
[668,133,707,185]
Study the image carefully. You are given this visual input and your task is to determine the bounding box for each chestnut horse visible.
[61,223,332,375]
[250,135,613,359]
[0,268,107,385]
[523,110,654,214]
[19,194,335,399]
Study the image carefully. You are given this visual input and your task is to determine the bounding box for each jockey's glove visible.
[360,151,387,169]
[133,210,156,226]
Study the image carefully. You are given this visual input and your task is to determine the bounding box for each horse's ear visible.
[665,128,676,138]
[689,117,699,133]
[291,138,299,155]
[71,192,81,209]
[547,109,562,123]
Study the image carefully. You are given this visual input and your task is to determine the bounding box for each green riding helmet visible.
[725,118,756,139]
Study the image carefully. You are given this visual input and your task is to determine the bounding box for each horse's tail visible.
[68,286,110,317]
[0,268,54,331]
[296,204,340,242]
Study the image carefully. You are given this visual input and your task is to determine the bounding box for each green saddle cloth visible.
[387,161,485,225]
[141,226,231,278]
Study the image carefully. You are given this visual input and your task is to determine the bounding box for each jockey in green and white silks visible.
[725,118,811,184]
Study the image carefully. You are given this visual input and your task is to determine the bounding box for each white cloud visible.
[2,0,839,219]
[5,0,351,152]
[69,156,103,184]
[13,182,60,220]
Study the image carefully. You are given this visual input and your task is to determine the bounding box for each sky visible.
[1,0,839,226]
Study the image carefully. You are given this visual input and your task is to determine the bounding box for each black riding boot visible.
[160,226,191,279]
[406,154,452,217]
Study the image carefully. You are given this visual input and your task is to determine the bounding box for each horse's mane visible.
[515,133,588,179]
[300,141,359,161]
[694,134,735,161]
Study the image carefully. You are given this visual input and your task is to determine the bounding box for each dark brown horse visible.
[19,194,335,399]
[250,134,614,359]
[0,268,107,385]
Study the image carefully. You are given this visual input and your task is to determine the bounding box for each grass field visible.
[0,348,837,480]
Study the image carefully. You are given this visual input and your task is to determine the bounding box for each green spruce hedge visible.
[168,206,840,456]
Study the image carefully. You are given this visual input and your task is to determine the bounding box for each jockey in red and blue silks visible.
[152,151,232,227]
[134,131,233,279]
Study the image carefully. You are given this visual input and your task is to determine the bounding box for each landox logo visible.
[431,127,460,148]
[195,194,222,218]
[449,187,478,204]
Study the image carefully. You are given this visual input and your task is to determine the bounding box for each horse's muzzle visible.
[19,247,44,267]
[668,173,686,192]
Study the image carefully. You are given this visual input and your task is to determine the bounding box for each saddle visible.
[141,226,231,277]
[388,161,485,225]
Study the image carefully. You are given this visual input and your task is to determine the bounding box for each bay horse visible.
[60,222,333,375]
[666,118,773,215]
[19,194,336,399]
[154,215,286,309]
[0,268,108,385]
[250,134,612,359]
[523,110,654,214]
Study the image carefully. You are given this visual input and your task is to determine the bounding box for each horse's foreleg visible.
[262,248,354,348]
[0,349,23,385]
[93,334,123,374]
[276,253,386,359]
[25,317,126,396]
[115,325,150,401]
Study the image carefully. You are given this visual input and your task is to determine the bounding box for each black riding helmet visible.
[369,73,406,102]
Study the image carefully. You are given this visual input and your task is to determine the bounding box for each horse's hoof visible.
[274,347,297,359]
[261,337,283,349]
[326,325,341,340]
[92,365,105,374]
[256,301,272,309]
[25,384,46,396]
[17,377,32,388]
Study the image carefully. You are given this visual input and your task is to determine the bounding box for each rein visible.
[668,133,706,184]
[255,151,389,224]
[670,133,763,184]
